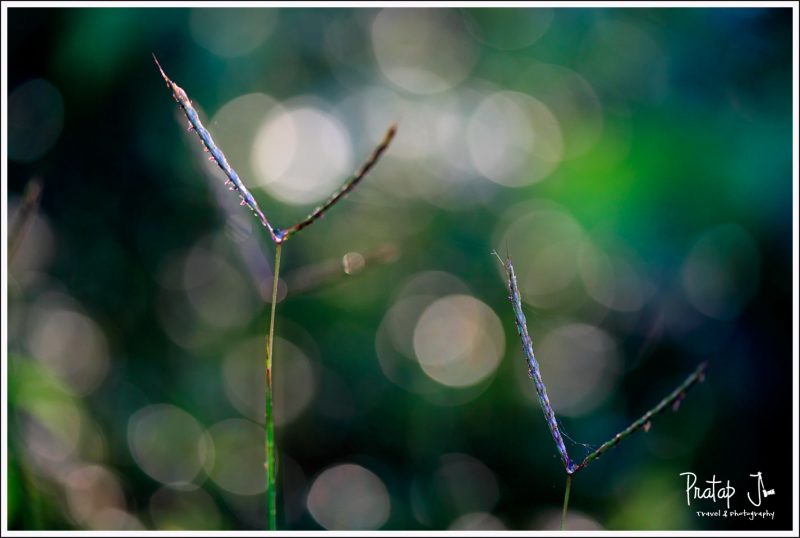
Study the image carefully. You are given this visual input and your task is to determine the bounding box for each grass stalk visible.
[498,254,707,528]
[156,55,395,531]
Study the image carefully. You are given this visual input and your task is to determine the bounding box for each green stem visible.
[560,474,572,531]
[265,242,282,531]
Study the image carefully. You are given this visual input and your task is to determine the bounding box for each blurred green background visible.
[5,6,794,531]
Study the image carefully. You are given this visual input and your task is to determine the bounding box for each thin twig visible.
[9,178,42,262]
[283,243,400,295]
[570,361,708,473]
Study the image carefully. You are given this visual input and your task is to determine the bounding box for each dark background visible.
[5,7,794,531]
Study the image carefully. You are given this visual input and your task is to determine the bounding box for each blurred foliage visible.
[5,6,794,531]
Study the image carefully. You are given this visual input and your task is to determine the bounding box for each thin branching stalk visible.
[155,55,396,531]
[571,361,708,473]
[153,54,396,245]
[498,254,707,529]
[283,243,400,295]
[279,125,397,240]
[9,178,42,262]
